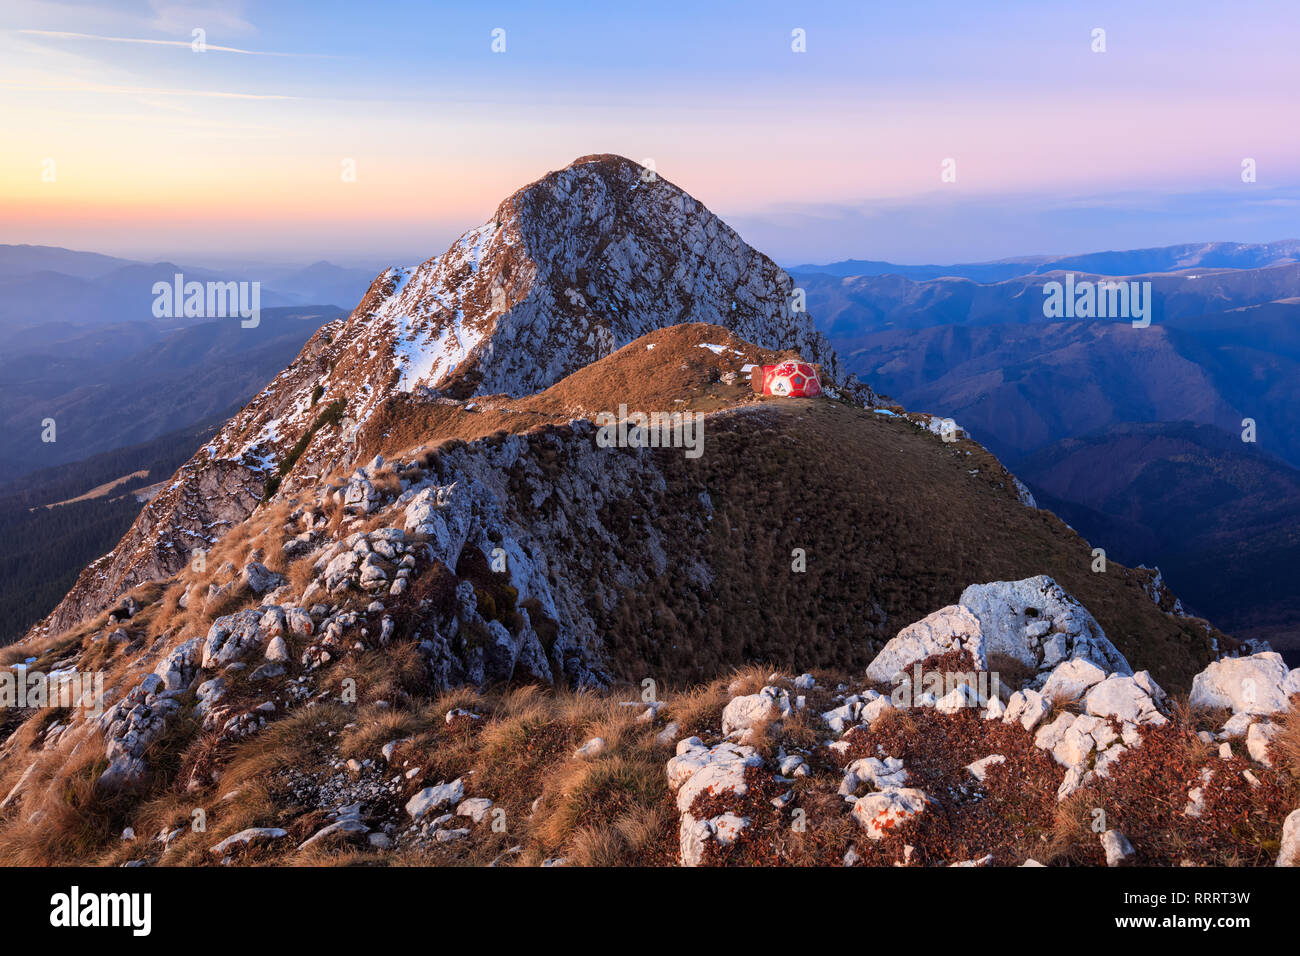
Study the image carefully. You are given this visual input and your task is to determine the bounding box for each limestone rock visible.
[965,754,1006,783]
[865,605,986,683]
[1246,721,1279,766]
[1190,653,1293,716]
[721,686,791,736]
[959,576,1130,683]
[210,827,288,856]
[1278,809,1300,867]
[851,788,932,840]
[406,779,465,820]
[1101,829,1135,866]
[1084,673,1167,726]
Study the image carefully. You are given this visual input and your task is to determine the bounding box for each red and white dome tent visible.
[750,360,823,397]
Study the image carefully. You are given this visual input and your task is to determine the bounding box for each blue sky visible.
[3,0,1298,265]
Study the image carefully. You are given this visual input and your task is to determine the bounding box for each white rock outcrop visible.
[959,576,1131,684]
[865,605,986,683]
[666,737,764,866]
[722,686,791,737]
[1190,653,1295,717]
[1278,809,1300,867]
[851,788,932,840]
[405,779,466,820]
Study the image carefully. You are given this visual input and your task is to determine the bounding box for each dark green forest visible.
[0,418,221,645]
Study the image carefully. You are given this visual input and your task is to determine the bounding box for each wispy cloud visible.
[17,28,327,57]
[2,80,298,100]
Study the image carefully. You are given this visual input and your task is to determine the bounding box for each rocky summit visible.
[0,157,1296,868]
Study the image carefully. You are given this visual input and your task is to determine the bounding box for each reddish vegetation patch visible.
[671,703,1070,867]
[674,697,1300,867]
[913,649,979,674]
[1081,722,1295,866]
[838,708,1065,865]
[684,765,785,866]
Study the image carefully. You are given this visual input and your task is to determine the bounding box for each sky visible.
[2,0,1299,267]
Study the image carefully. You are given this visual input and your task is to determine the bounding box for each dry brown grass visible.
[0,628,83,668]
[285,552,320,603]
[338,708,426,761]
[658,664,772,739]
[319,642,430,708]
[1272,697,1300,778]
[987,653,1036,694]
[0,737,130,865]
[147,582,189,638]
[369,466,402,498]
[5,651,1293,868]
[1039,790,1100,865]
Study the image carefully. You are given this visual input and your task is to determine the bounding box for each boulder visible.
[1246,721,1279,766]
[935,682,985,714]
[1040,658,1108,704]
[1100,829,1135,866]
[201,609,272,669]
[959,576,1130,682]
[779,753,809,777]
[722,686,791,736]
[97,678,184,790]
[1003,688,1050,731]
[242,561,285,594]
[457,797,495,824]
[284,607,314,638]
[405,778,465,820]
[679,811,749,867]
[865,605,986,683]
[153,637,201,693]
[1190,653,1293,716]
[851,788,932,840]
[210,827,288,856]
[343,474,382,514]
[193,677,227,718]
[965,754,1006,783]
[297,818,369,851]
[1278,809,1300,867]
[666,738,763,813]
[322,550,360,591]
[844,756,908,791]
[1084,673,1167,725]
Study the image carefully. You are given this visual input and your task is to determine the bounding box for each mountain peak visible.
[27,159,853,639]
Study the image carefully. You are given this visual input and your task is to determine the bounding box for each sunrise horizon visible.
[5,0,1300,265]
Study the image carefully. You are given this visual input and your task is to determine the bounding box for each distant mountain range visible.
[0,244,374,484]
[835,303,1300,470]
[800,244,1300,653]
[0,305,346,482]
[1017,422,1300,654]
[789,239,1300,282]
[794,261,1300,339]
[0,244,375,335]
